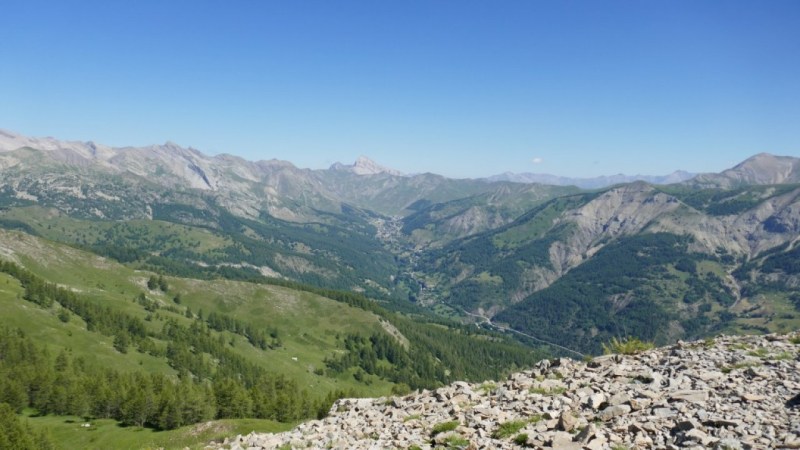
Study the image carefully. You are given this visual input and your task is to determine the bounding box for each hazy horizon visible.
[3,127,793,181]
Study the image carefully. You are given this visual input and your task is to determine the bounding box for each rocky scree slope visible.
[216,333,800,449]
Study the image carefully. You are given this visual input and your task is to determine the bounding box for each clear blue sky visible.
[2,1,799,178]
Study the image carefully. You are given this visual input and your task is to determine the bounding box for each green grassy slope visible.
[0,228,542,448]
[22,412,293,450]
[0,204,399,298]
[0,228,393,396]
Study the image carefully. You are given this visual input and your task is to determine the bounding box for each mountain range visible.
[2,127,800,447]
[484,170,696,188]
[1,128,800,356]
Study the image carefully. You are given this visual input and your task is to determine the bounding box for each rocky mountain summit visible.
[689,153,800,188]
[329,155,404,176]
[216,333,800,449]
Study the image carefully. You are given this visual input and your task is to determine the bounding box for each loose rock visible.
[210,333,800,450]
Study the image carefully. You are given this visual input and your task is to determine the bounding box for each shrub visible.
[479,382,497,394]
[391,383,411,396]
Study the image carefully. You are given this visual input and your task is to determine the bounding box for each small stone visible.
[669,390,709,404]
[633,432,653,446]
[653,407,678,418]
[637,389,661,399]
[607,392,630,406]
[741,393,766,402]
[714,438,744,449]
[598,404,631,421]
[550,431,582,450]
[672,419,701,432]
[585,438,607,450]
[588,354,617,367]
[695,371,724,381]
[629,397,651,411]
[588,392,606,410]
[558,410,577,432]
[745,366,769,378]
[573,424,596,444]
[703,418,742,428]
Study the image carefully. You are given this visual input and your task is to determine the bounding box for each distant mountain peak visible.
[485,170,696,189]
[330,155,403,176]
[734,152,794,168]
[689,152,800,188]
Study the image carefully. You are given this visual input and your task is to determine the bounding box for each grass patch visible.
[790,336,800,345]
[431,420,459,436]
[404,414,421,422]
[492,420,527,439]
[441,434,469,448]
[720,361,760,374]
[770,351,793,361]
[747,347,769,358]
[24,413,293,450]
[529,386,567,396]
[513,433,529,446]
[602,337,654,355]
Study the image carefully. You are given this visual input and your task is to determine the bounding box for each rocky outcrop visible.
[215,333,800,449]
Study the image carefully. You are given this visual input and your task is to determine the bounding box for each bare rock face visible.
[548,182,682,275]
[213,333,800,449]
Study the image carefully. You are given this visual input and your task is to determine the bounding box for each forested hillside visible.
[415,181,800,353]
[0,229,541,448]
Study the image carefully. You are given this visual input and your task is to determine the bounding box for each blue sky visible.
[2,1,799,178]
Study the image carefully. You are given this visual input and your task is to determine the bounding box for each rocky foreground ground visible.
[215,333,800,449]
